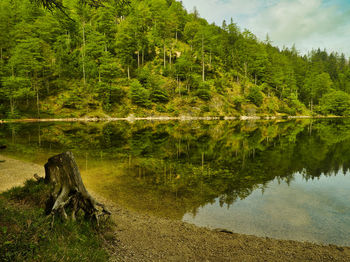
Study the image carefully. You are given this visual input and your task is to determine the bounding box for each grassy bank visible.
[0,179,112,262]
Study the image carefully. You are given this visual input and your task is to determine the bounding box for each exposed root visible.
[34,173,44,182]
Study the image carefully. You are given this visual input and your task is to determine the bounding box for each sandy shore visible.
[1,155,350,261]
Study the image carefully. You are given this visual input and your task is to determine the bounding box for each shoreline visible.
[0,115,344,124]
[1,154,350,261]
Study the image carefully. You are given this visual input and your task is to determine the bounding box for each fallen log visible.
[44,151,110,224]
[0,145,6,149]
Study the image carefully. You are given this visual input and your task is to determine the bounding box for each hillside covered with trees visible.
[1,0,350,119]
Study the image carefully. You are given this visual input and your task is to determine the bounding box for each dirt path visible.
[1,155,350,261]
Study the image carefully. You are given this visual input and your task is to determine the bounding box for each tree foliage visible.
[1,0,350,118]
[319,90,350,116]
[32,0,130,11]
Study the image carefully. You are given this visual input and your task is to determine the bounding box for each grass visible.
[0,179,112,262]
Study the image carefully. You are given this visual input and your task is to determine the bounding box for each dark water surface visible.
[1,119,350,245]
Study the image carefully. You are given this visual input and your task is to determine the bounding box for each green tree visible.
[9,37,45,117]
[302,72,332,111]
[319,90,350,116]
[247,85,263,107]
[116,19,137,79]
[1,76,32,117]
[130,80,150,107]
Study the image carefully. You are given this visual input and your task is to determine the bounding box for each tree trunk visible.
[169,46,172,68]
[255,74,257,85]
[310,99,313,112]
[142,49,144,66]
[209,50,212,66]
[9,96,14,116]
[137,50,140,68]
[163,42,166,69]
[36,84,40,118]
[44,152,110,224]
[202,35,205,82]
[82,22,86,86]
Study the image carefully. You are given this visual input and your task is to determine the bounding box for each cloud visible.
[247,0,350,53]
[181,0,350,56]
[181,0,263,26]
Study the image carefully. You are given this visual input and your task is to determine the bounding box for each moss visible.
[0,180,112,262]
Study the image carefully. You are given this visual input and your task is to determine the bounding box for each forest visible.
[1,0,350,119]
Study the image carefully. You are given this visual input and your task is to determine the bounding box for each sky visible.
[181,0,350,57]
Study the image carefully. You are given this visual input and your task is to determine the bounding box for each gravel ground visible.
[1,154,350,261]
[0,155,45,192]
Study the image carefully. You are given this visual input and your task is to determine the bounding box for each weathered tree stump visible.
[44,151,110,224]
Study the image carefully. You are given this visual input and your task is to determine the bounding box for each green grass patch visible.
[0,180,112,262]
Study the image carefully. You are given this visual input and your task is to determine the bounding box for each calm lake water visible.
[1,119,350,245]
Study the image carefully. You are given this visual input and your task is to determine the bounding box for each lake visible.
[1,119,350,245]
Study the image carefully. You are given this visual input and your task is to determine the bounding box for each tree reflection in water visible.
[1,119,350,220]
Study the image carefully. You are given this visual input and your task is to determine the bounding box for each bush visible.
[96,83,125,112]
[130,80,150,108]
[150,89,169,103]
[198,81,210,90]
[286,93,305,114]
[110,86,125,103]
[166,104,175,113]
[156,105,166,112]
[137,66,152,86]
[200,105,210,113]
[214,78,225,94]
[188,74,202,90]
[195,89,211,101]
[247,86,263,107]
[178,88,188,96]
[233,96,245,111]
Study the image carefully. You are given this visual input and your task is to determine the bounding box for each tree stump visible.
[44,151,110,224]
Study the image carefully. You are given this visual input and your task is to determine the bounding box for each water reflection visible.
[184,172,350,245]
[1,119,350,244]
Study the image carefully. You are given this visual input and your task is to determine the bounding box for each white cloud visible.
[181,0,263,25]
[247,0,349,52]
[181,0,350,56]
